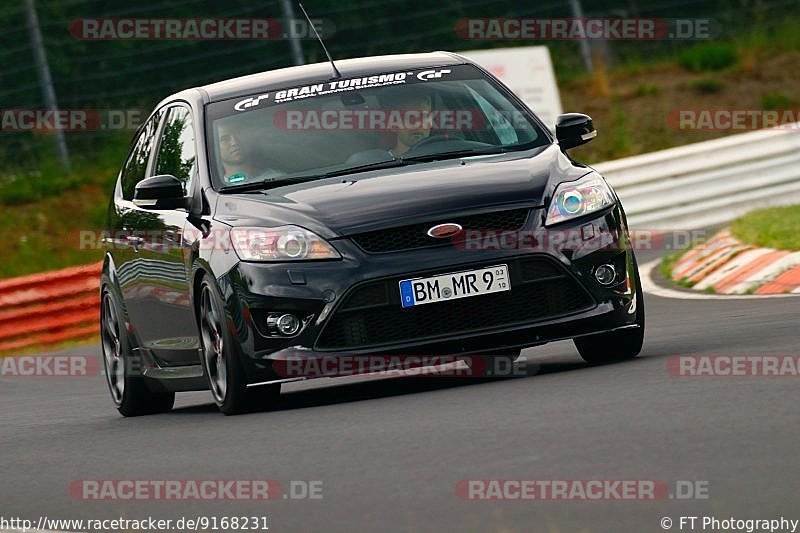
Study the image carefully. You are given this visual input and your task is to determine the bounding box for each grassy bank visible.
[660,205,800,290]
[561,46,800,163]
[0,186,106,278]
[730,205,800,250]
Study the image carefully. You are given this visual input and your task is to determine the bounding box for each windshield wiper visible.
[219,174,323,193]
[219,159,413,193]
[400,147,508,163]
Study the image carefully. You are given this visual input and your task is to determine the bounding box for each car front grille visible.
[349,207,531,254]
[315,256,594,351]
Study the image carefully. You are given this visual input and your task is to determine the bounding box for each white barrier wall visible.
[593,124,800,230]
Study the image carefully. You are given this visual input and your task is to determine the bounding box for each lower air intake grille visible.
[315,256,594,351]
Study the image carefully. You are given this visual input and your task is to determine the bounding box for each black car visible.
[100,52,644,416]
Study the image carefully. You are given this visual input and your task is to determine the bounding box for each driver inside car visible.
[217,123,284,184]
[384,92,433,157]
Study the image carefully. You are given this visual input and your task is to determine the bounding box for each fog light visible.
[594,264,616,285]
[276,314,301,336]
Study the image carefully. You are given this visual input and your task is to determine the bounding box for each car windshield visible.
[206,64,550,191]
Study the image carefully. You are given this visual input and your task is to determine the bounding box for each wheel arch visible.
[191,265,208,328]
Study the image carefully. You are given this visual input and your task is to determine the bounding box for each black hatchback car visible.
[101,52,644,416]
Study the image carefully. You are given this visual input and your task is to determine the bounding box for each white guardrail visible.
[593,124,800,230]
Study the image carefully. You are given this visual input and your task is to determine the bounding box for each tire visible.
[574,271,645,364]
[197,274,281,415]
[101,288,175,417]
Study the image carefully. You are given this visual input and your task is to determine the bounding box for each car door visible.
[122,104,200,366]
[107,108,165,350]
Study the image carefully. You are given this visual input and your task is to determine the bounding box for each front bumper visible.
[217,205,640,383]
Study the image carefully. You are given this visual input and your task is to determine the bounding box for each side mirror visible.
[133,175,187,210]
[556,113,597,150]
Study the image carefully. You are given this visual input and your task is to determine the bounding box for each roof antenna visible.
[297,3,341,79]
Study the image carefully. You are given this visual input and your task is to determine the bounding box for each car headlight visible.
[229,226,341,261]
[545,172,616,225]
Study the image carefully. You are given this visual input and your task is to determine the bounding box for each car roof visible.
[196,51,471,103]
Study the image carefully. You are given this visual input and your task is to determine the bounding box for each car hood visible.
[213,144,590,237]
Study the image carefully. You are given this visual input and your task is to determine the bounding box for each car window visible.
[205,64,549,190]
[469,88,519,145]
[154,106,197,195]
[120,109,164,200]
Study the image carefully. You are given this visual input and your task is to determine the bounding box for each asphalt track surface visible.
[2,248,799,532]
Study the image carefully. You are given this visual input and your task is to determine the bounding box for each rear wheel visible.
[574,275,645,364]
[198,275,280,415]
[101,288,174,416]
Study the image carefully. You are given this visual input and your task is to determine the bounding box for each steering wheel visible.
[406,134,453,152]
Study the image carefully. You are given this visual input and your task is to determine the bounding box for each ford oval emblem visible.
[427,223,463,239]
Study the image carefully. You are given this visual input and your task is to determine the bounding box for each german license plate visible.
[399,264,510,308]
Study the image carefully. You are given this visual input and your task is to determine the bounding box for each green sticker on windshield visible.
[226,173,246,184]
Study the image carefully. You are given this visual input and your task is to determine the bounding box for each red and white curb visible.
[669,230,800,295]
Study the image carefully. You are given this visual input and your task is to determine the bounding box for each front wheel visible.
[574,275,645,364]
[101,288,174,416]
[198,274,280,415]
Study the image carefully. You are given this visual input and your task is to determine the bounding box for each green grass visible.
[0,335,99,358]
[0,133,129,278]
[761,91,795,110]
[0,187,107,278]
[735,17,800,53]
[608,100,632,156]
[689,78,725,94]
[634,83,659,97]
[659,249,684,281]
[0,134,130,205]
[730,205,800,250]
[658,231,714,289]
[679,43,738,72]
